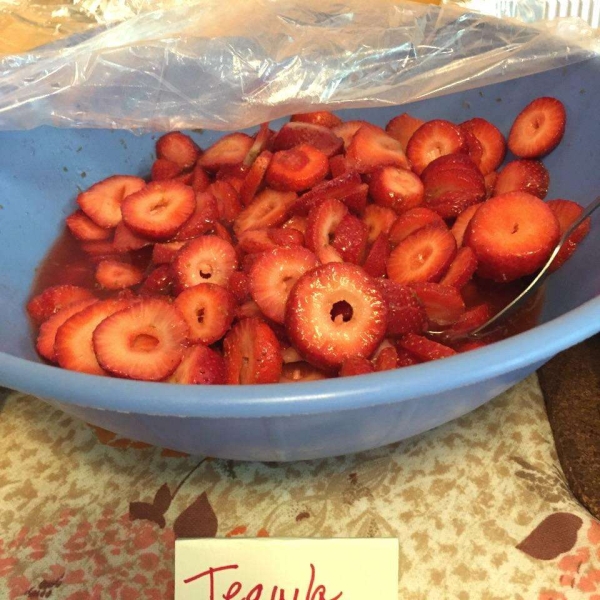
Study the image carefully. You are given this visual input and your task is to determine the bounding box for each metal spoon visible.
[428,195,600,342]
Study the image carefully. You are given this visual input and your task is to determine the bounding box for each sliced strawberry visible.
[27,285,96,325]
[369,166,424,214]
[329,214,368,264]
[332,121,384,150]
[508,97,566,158]
[451,203,483,247]
[168,344,226,385]
[237,229,279,255]
[249,247,319,324]
[156,132,200,169]
[493,160,549,199]
[376,279,427,337]
[174,283,236,344]
[80,240,117,259]
[398,333,456,362]
[282,215,308,235]
[199,133,253,172]
[112,222,152,253]
[385,113,424,153]
[77,175,145,228]
[243,123,273,167]
[484,171,498,198]
[66,210,112,241]
[265,144,329,192]
[465,191,560,281]
[36,299,98,363]
[239,150,272,205]
[216,163,247,184]
[95,260,144,290]
[339,356,375,377]
[387,225,456,285]
[228,271,251,303]
[233,188,297,236]
[388,207,445,247]
[235,299,264,321]
[291,111,342,129]
[190,163,210,193]
[339,183,368,216]
[223,317,282,384]
[92,298,188,381]
[285,262,387,370]
[272,122,343,157]
[328,154,351,178]
[395,346,420,367]
[172,191,218,241]
[547,199,591,271]
[362,205,397,245]
[305,198,348,263]
[346,126,409,173]
[55,297,132,375]
[121,181,196,240]
[280,361,329,383]
[152,241,187,264]
[454,340,489,352]
[444,303,492,337]
[139,265,173,297]
[151,158,183,181]
[282,345,303,364]
[268,227,304,248]
[460,118,506,174]
[439,246,477,289]
[373,345,399,372]
[173,170,195,186]
[211,221,234,246]
[406,120,466,175]
[207,181,240,224]
[409,283,466,327]
[363,232,390,278]
[293,171,362,216]
[172,235,238,292]
[461,129,484,169]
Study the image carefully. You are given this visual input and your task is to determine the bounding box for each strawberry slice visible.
[444,303,492,338]
[398,333,457,362]
[174,283,236,344]
[249,247,319,324]
[211,221,234,246]
[346,126,409,173]
[191,163,211,192]
[243,123,273,167]
[235,299,264,321]
[95,260,144,290]
[547,199,591,271]
[388,207,445,247]
[172,191,218,241]
[439,246,477,289]
[508,97,566,158]
[209,180,242,224]
[331,214,368,264]
[80,240,118,260]
[168,344,226,385]
[291,111,342,129]
[362,232,390,278]
[233,188,297,235]
[305,198,348,263]
[282,215,308,235]
[373,345,399,372]
[339,357,375,377]
[223,317,282,384]
[285,262,388,370]
[465,191,560,282]
[387,225,456,285]
[139,265,173,297]
[376,279,427,337]
[55,297,132,375]
[265,144,329,192]
[151,158,183,181]
[272,122,343,157]
[237,227,302,256]
[280,362,329,383]
[152,241,187,264]
[369,166,424,214]
[27,285,96,325]
[461,130,484,168]
[484,171,498,198]
[453,340,488,353]
[385,113,424,153]
[77,175,145,228]
[268,227,304,248]
[199,133,253,172]
[451,203,483,247]
[66,210,112,241]
[93,298,188,381]
[362,205,397,245]
[292,171,363,216]
[329,154,351,178]
[156,132,200,169]
[395,346,420,367]
[239,150,272,205]
[460,118,506,174]
[121,181,196,241]
[228,271,251,303]
[406,120,466,175]
[493,160,549,199]
[112,222,152,253]
[332,120,384,150]
[172,235,238,292]
[409,283,466,327]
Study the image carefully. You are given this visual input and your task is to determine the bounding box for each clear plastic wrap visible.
[0,0,598,131]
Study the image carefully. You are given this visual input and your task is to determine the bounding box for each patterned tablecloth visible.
[1,375,599,600]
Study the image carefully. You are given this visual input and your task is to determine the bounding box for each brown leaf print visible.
[129,501,166,529]
[153,483,172,514]
[173,492,218,539]
[517,512,582,560]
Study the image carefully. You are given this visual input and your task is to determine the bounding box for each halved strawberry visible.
[243,123,273,167]
[460,118,506,174]
[55,297,132,375]
[291,111,342,129]
[191,163,211,192]
[547,199,591,271]
[168,344,226,385]
[292,171,363,216]
[174,283,236,344]
[406,120,466,175]
[233,188,297,235]
[27,285,96,325]
[121,181,196,240]
[228,271,251,303]
[239,150,272,205]
[329,154,351,178]
[265,144,329,192]
[444,303,492,338]
[508,97,566,158]
[387,225,456,285]
[156,132,200,169]
[398,333,457,362]
[92,298,188,381]
[95,260,144,290]
[272,122,343,157]
[369,166,424,214]
[285,262,387,370]
[451,203,483,247]
[77,175,145,228]
[339,357,375,377]
[409,283,465,327]
[249,247,319,324]
[493,160,549,199]
[385,113,425,153]
[464,191,560,281]
[332,120,384,150]
[112,222,152,252]
[373,345,399,372]
[362,205,397,245]
[280,361,329,382]
[376,279,427,337]
[388,207,445,247]
[66,210,112,241]
[139,265,173,297]
[346,126,409,173]
[151,158,183,181]
[172,191,218,241]
[172,235,238,292]
[199,133,253,172]
[305,198,348,263]
[363,232,390,278]
[484,171,498,198]
[152,241,187,264]
[439,246,477,289]
[223,317,282,384]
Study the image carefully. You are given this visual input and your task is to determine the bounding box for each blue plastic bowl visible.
[1,61,599,461]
